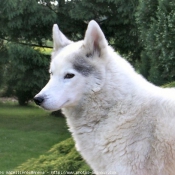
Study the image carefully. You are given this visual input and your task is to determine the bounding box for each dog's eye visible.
[64,73,75,79]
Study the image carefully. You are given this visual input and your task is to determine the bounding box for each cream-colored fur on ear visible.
[83,20,108,92]
[84,20,108,56]
[52,24,72,51]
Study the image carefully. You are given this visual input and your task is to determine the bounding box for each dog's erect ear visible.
[84,20,108,56]
[53,24,72,51]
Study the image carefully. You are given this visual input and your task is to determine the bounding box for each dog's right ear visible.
[53,24,72,51]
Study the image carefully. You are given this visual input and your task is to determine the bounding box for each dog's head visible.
[34,20,108,111]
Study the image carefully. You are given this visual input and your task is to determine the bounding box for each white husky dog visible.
[34,20,175,175]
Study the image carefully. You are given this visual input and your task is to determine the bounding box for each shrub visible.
[14,138,92,174]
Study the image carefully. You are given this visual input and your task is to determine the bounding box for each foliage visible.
[38,0,141,62]
[162,81,175,88]
[0,0,142,104]
[1,0,175,103]
[14,138,92,174]
[0,0,56,104]
[67,0,141,63]
[136,0,175,85]
[34,47,53,55]
[0,42,8,87]
[0,0,57,45]
[5,44,50,105]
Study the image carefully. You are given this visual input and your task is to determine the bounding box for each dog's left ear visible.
[84,20,108,56]
[53,24,72,51]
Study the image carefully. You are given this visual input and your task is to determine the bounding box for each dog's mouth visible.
[41,100,69,111]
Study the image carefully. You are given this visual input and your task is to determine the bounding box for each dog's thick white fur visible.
[35,20,175,175]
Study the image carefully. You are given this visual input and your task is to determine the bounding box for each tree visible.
[135,0,158,78]
[0,0,57,46]
[136,0,175,85]
[0,41,7,88]
[5,44,50,105]
[68,0,141,64]
[0,0,56,104]
[0,0,143,105]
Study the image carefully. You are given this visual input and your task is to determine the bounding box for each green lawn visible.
[0,102,70,171]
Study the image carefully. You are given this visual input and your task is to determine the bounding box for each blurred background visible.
[0,0,175,174]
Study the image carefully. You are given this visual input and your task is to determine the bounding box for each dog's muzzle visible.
[34,96,44,106]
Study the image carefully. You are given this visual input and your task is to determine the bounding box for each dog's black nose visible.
[34,96,44,106]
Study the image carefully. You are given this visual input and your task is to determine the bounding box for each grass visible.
[0,101,70,171]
